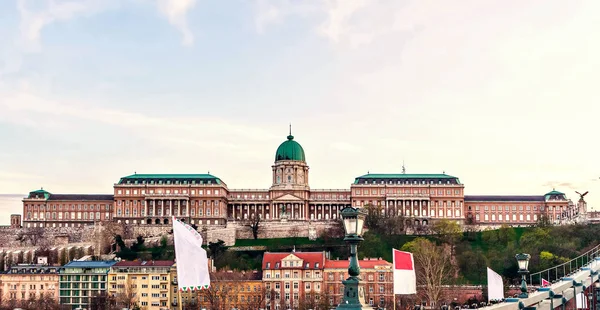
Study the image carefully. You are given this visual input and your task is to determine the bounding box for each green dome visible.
[275,134,306,162]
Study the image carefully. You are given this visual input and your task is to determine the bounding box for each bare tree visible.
[1,292,18,310]
[240,285,267,310]
[15,227,46,246]
[114,277,138,309]
[91,221,126,255]
[89,291,117,310]
[401,237,455,308]
[243,215,262,240]
[199,281,232,310]
[290,225,301,245]
[29,292,62,310]
[298,290,331,310]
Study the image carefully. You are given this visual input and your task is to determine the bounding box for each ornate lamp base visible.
[336,277,374,310]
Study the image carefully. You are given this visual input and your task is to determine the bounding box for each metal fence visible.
[528,243,600,286]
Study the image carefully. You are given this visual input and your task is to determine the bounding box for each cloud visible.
[17,0,119,52]
[253,0,321,34]
[253,0,412,48]
[0,84,281,154]
[156,0,197,46]
[317,0,371,46]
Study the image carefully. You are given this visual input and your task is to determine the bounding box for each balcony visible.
[144,194,190,199]
[386,193,430,199]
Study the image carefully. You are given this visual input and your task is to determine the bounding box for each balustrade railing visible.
[528,243,600,286]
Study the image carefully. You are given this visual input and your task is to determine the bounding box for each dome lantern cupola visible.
[274,125,306,162]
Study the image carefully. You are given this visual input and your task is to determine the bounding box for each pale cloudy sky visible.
[1,0,599,209]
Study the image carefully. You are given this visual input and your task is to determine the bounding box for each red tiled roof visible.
[262,252,325,270]
[324,259,391,269]
[114,260,174,267]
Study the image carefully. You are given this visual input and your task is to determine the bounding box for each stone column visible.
[419,200,423,217]
[385,200,389,216]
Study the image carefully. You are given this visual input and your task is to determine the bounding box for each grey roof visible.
[464,195,544,202]
[48,194,113,201]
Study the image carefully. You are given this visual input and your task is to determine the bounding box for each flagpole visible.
[174,216,183,310]
[178,289,182,310]
[393,294,396,310]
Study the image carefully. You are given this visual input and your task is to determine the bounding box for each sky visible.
[1,0,599,218]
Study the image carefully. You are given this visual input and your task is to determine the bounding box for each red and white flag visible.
[541,278,550,287]
[393,249,416,294]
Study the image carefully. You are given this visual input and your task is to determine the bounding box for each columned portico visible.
[144,197,190,224]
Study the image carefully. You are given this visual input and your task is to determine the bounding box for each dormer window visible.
[315,263,319,268]
[266,263,271,269]
[305,263,309,268]
[275,262,280,269]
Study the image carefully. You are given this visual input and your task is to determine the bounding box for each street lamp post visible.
[515,253,531,299]
[337,206,372,310]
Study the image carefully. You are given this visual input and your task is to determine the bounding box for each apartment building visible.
[59,261,116,309]
[108,260,173,310]
[262,251,325,310]
[323,258,393,308]
[0,265,60,303]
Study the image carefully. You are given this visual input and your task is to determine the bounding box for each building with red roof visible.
[323,257,393,308]
[262,251,394,309]
[262,251,326,309]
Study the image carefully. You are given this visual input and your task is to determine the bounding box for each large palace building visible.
[21,131,584,229]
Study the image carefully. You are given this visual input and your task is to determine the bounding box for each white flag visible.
[393,249,417,294]
[487,267,504,301]
[173,217,210,291]
[576,292,587,309]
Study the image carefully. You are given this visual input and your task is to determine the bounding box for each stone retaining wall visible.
[0,226,95,248]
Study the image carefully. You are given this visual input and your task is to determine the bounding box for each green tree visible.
[364,204,384,232]
[457,249,488,284]
[208,240,227,261]
[358,231,387,260]
[130,235,146,252]
[431,219,462,256]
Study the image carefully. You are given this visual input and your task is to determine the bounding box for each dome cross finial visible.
[287,123,294,140]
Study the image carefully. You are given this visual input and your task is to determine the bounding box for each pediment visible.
[273,193,304,201]
[283,254,301,261]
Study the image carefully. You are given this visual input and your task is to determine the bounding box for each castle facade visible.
[21,131,583,230]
